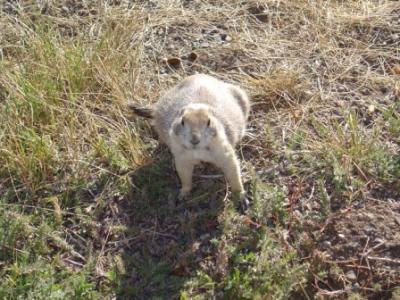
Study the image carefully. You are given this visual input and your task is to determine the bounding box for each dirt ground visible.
[311,201,400,298]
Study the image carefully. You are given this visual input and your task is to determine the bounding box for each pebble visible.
[348,242,359,249]
[390,34,399,42]
[364,225,375,234]
[368,105,375,113]
[352,282,360,291]
[346,270,357,281]
[322,241,331,248]
[365,212,375,220]
[200,233,210,241]
[353,202,364,209]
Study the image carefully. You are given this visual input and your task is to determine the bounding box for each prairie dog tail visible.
[127,102,154,119]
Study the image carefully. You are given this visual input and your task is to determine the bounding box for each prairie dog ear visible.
[178,108,186,116]
[206,107,215,117]
[207,115,217,136]
[173,121,184,135]
[209,126,217,137]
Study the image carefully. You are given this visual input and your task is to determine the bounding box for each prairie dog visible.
[129,74,250,200]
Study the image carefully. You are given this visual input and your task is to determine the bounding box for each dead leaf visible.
[170,256,189,276]
[189,52,198,61]
[166,57,182,67]
[242,216,261,228]
[201,218,218,231]
[391,64,400,75]
[45,196,62,224]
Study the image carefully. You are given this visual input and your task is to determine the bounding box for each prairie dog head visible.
[171,104,218,150]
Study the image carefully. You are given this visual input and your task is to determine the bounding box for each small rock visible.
[200,233,210,241]
[322,241,331,248]
[346,270,357,281]
[365,212,375,220]
[338,233,346,239]
[368,105,375,113]
[390,34,399,42]
[348,242,359,249]
[353,202,364,209]
[364,225,375,234]
[352,282,360,291]
[200,42,210,48]
[220,33,232,42]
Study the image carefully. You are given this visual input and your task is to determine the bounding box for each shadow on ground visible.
[116,147,226,299]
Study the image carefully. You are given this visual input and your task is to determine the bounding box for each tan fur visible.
[129,74,250,199]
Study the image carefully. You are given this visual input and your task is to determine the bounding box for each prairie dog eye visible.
[207,118,210,127]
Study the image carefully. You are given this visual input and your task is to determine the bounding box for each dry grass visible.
[0,0,399,299]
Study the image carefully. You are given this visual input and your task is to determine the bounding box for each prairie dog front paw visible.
[232,190,250,213]
[178,186,191,201]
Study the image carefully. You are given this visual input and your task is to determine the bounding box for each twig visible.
[317,289,347,296]
[359,237,371,277]
[367,256,400,264]
[195,174,223,179]
[63,258,84,267]
[141,229,178,240]
[362,240,386,256]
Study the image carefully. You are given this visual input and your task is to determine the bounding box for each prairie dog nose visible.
[190,135,200,145]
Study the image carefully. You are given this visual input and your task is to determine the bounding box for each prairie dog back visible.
[153,74,250,146]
